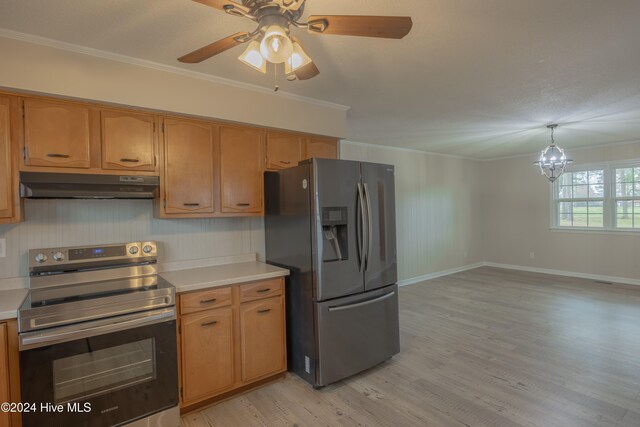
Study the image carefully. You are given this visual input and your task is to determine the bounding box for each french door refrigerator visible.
[265,158,399,387]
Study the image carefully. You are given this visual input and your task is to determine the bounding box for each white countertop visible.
[161,261,289,294]
[0,288,28,321]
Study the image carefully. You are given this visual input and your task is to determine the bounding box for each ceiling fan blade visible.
[307,15,413,39]
[192,0,249,14]
[178,32,250,63]
[294,61,320,81]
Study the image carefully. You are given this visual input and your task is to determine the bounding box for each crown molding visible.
[0,28,351,112]
[340,140,480,161]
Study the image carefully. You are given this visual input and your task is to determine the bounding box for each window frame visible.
[550,159,640,233]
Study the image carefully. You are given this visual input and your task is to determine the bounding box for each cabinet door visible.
[240,296,286,382]
[0,98,12,219]
[305,136,338,160]
[163,119,215,214]
[265,132,303,170]
[0,323,9,427]
[23,98,91,168]
[219,127,263,213]
[101,110,157,171]
[181,308,234,404]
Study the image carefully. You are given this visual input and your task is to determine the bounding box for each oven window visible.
[52,338,156,404]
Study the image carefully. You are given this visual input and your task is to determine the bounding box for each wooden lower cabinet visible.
[181,308,235,404]
[0,323,10,427]
[240,297,286,383]
[0,320,20,427]
[177,278,286,411]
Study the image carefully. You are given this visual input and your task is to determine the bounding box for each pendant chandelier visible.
[534,124,573,183]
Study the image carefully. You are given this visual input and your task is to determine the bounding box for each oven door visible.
[19,309,178,427]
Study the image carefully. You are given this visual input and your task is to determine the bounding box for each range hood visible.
[20,172,160,199]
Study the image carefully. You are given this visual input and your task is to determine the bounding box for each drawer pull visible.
[236,203,251,207]
[200,298,217,304]
[201,320,218,327]
[256,288,271,293]
[183,203,201,207]
[280,161,291,164]
[120,158,140,163]
[47,153,70,159]
[257,309,272,314]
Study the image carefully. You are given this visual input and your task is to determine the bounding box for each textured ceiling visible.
[1,0,640,159]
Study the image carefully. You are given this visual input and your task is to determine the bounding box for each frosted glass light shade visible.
[285,41,313,74]
[260,25,293,64]
[238,41,266,73]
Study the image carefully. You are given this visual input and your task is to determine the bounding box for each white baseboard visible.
[397,262,484,287]
[483,262,640,287]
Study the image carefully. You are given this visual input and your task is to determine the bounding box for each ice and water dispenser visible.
[321,207,349,262]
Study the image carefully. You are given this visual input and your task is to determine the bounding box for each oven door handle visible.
[19,307,176,351]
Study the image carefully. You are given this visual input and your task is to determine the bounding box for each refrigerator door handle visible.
[363,182,373,271]
[357,182,366,272]
[328,290,396,312]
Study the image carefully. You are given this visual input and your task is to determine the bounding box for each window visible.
[615,167,640,229]
[552,160,640,231]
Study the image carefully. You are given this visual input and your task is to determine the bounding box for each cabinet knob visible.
[120,158,140,163]
[256,288,271,293]
[200,298,217,304]
[47,153,70,159]
[257,309,272,314]
[183,203,201,207]
[236,203,251,207]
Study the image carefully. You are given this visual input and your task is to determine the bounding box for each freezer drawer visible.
[316,284,400,386]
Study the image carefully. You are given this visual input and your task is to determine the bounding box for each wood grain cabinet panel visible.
[180,287,232,315]
[22,99,91,168]
[0,98,12,220]
[239,278,284,303]
[240,297,286,383]
[305,136,339,160]
[181,308,234,404]
[101,111,157,171]
[0,323,10,427]
[219,126,264,214]
[265,132,303,170]
[163,119,215,214]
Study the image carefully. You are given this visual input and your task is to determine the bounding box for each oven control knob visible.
[143,245,154,254]
[34,253,48,263]
[129,246,140,255]
[53,252,65,262]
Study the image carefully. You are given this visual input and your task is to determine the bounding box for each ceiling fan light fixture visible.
[238,40,267,73]
[285,40,313,74]
[260,25,294,64]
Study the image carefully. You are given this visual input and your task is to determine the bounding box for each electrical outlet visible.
[529,252,535,259]
[0,239,5,258]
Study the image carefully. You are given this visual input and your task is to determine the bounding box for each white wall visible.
[480,141,640,281]
[340,141,483,282]
[0,199,265,284]
[0,35,348,137]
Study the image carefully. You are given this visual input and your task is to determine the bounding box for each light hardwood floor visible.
[181,267,640,427]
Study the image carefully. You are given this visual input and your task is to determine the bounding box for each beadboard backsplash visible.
[0,199,265,284]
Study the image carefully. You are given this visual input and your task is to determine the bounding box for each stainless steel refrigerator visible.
[265,158,400,387]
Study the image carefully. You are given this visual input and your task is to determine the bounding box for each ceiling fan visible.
[178,0,413,81]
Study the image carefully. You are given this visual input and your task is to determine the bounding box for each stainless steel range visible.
[17,241,179,427]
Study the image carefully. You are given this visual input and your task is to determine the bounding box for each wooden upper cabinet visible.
[305,136,339,160]
[219,126,264,214]
[0,97,12,220]
[265,132,303,170]
[101,110,157,171]
[240,297,286,383]
[0,323,9,427]
[181,308,235,404]
[163,119,215,215]
[22,98,92,168]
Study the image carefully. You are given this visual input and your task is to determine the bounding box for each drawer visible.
[180,287,232,315]
[240,278,283,303]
